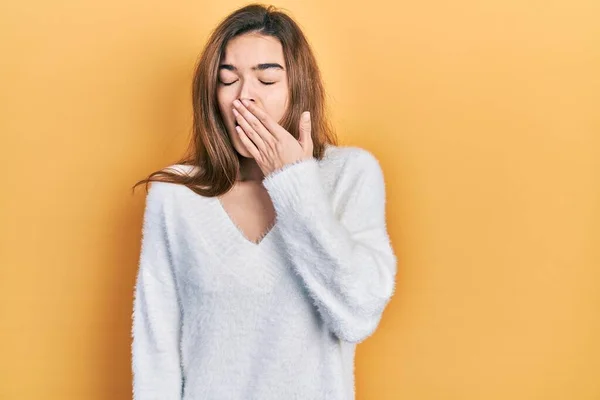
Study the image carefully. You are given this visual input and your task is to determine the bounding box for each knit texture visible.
[131,144,398,400]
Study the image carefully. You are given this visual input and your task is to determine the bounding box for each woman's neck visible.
[238,156,265,182]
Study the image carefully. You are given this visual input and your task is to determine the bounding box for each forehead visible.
[221,33,285,67]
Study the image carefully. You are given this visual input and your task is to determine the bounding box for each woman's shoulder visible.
[322,144,384,176]
[162,163,200,176]
[144,163,202,200]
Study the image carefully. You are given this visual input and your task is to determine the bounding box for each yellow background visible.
[1,0,598,399]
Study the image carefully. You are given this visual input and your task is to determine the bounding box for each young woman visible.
[131,4,397,400]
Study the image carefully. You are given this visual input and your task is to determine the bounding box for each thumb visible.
[298,111,311,149]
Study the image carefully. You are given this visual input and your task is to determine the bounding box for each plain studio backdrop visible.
[0,0,598,399]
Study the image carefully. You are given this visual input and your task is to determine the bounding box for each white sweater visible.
[131,144,398,400]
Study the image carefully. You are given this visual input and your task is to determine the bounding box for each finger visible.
[233,108,268,154]
[298,111,312,148]
[239,99,287,140]
[234,100,274,144]
[236,125,261,159]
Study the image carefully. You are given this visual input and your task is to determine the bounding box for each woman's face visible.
[217,32,289,158]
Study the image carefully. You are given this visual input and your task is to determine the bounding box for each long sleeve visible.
[131,182,184,399]
[262,149,398,344]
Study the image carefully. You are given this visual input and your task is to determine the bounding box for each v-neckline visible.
[212,196,277,248]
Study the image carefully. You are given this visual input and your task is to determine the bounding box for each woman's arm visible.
[262,148,398,344]
[132,182,183,399]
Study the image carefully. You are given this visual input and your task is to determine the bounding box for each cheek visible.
[217,90,234,117]
[262,86,289,122]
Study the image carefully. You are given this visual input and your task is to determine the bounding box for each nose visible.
[238,79,256,104]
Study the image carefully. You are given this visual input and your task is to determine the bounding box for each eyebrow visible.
[218,63,285,72]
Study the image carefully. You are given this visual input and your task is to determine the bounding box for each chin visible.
[232,141,253,159]
[238,150,254,159]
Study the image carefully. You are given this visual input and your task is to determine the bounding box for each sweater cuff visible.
[262,157,328,222]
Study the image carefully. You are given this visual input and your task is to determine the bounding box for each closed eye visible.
[219,80,277,86]
[219,80,238,86]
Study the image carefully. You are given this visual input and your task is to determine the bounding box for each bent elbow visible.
[330,299,392,344]
[333,312,383,344]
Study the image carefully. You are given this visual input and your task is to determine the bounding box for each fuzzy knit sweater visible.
[131,144,398,400]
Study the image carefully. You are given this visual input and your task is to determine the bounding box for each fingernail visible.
[303,111,310,120]
[233,99,241,107]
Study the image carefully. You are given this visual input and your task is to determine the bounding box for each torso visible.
[217,180,276,244]
[153,144,366,400]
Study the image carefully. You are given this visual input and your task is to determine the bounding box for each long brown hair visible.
[131,3,338,197]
